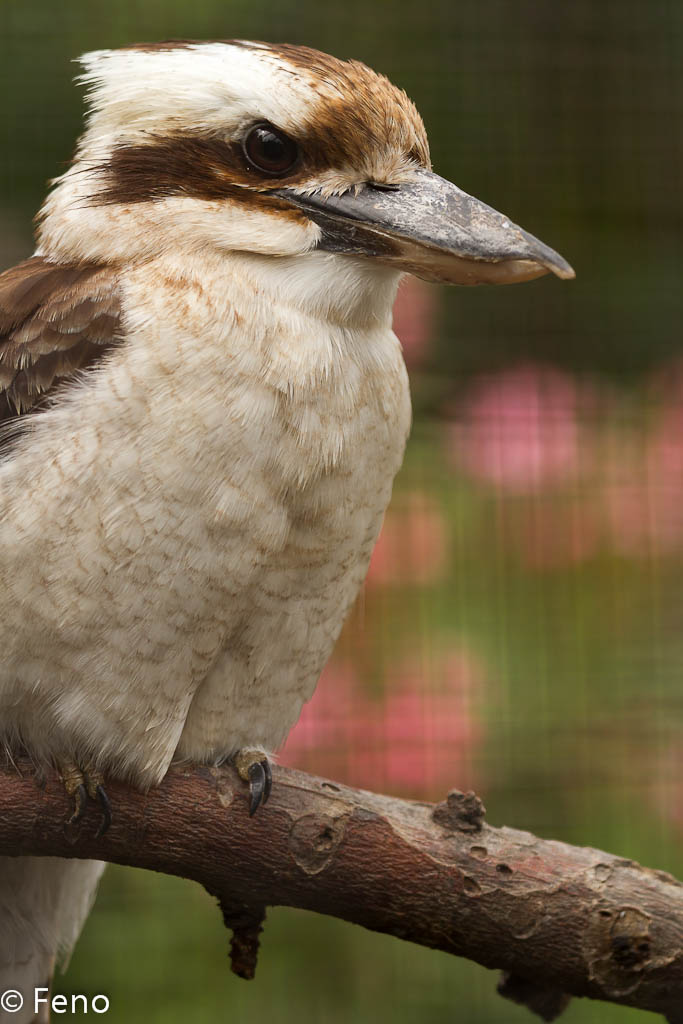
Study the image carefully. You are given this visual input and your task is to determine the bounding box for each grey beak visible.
[272,168,574,286]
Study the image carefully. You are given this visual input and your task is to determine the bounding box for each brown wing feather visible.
[0,256,122,422]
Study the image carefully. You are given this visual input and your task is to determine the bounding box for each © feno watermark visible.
[0,988,110,1015]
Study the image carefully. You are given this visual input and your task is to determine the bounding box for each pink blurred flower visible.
[392,275,437,370]
[448,365,583,492]
[280,646,485,799]
[367,491,449,586]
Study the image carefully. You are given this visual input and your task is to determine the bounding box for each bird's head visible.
[37,40,573,321]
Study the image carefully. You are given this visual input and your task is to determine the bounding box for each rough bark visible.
[0,758,681,1022]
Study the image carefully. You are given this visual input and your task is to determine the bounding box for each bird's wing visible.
[0,255,122,422]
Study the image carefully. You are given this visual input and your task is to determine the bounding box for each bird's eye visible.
[243,123,299,176]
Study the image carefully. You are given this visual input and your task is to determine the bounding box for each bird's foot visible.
[58,759,112,837]
[233,748,272,816]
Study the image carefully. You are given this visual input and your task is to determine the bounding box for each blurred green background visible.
[2,1,682,1021]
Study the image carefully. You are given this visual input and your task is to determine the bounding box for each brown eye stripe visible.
[92,135,315,210]
[94,111,427,209]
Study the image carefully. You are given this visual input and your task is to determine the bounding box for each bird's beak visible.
[272,168,574,285]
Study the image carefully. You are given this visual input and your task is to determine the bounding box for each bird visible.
[0,39,573,1019]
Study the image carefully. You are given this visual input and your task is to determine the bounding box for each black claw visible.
[262,759,272,805]
[67,783,88,826]
[247,761,266,816]
[95,784,112,838]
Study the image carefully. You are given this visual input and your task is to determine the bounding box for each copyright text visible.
[0,989,109,1015]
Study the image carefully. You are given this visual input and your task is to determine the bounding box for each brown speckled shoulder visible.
[0,256,122,422]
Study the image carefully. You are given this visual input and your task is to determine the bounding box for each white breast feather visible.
[0,249,410,786]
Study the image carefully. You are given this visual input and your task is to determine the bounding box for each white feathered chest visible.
[0,253,411,786]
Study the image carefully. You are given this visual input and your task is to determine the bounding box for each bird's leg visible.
[57,759,112,837]
[85,766,112,838]
[60,761,88,826]
[232,748,272,816]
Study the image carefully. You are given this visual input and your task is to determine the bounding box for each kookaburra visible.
[0,40,573,1017]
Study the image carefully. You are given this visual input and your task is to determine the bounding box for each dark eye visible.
[243,123,299,176]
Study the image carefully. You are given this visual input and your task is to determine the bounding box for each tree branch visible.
[0,759,681,1022]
